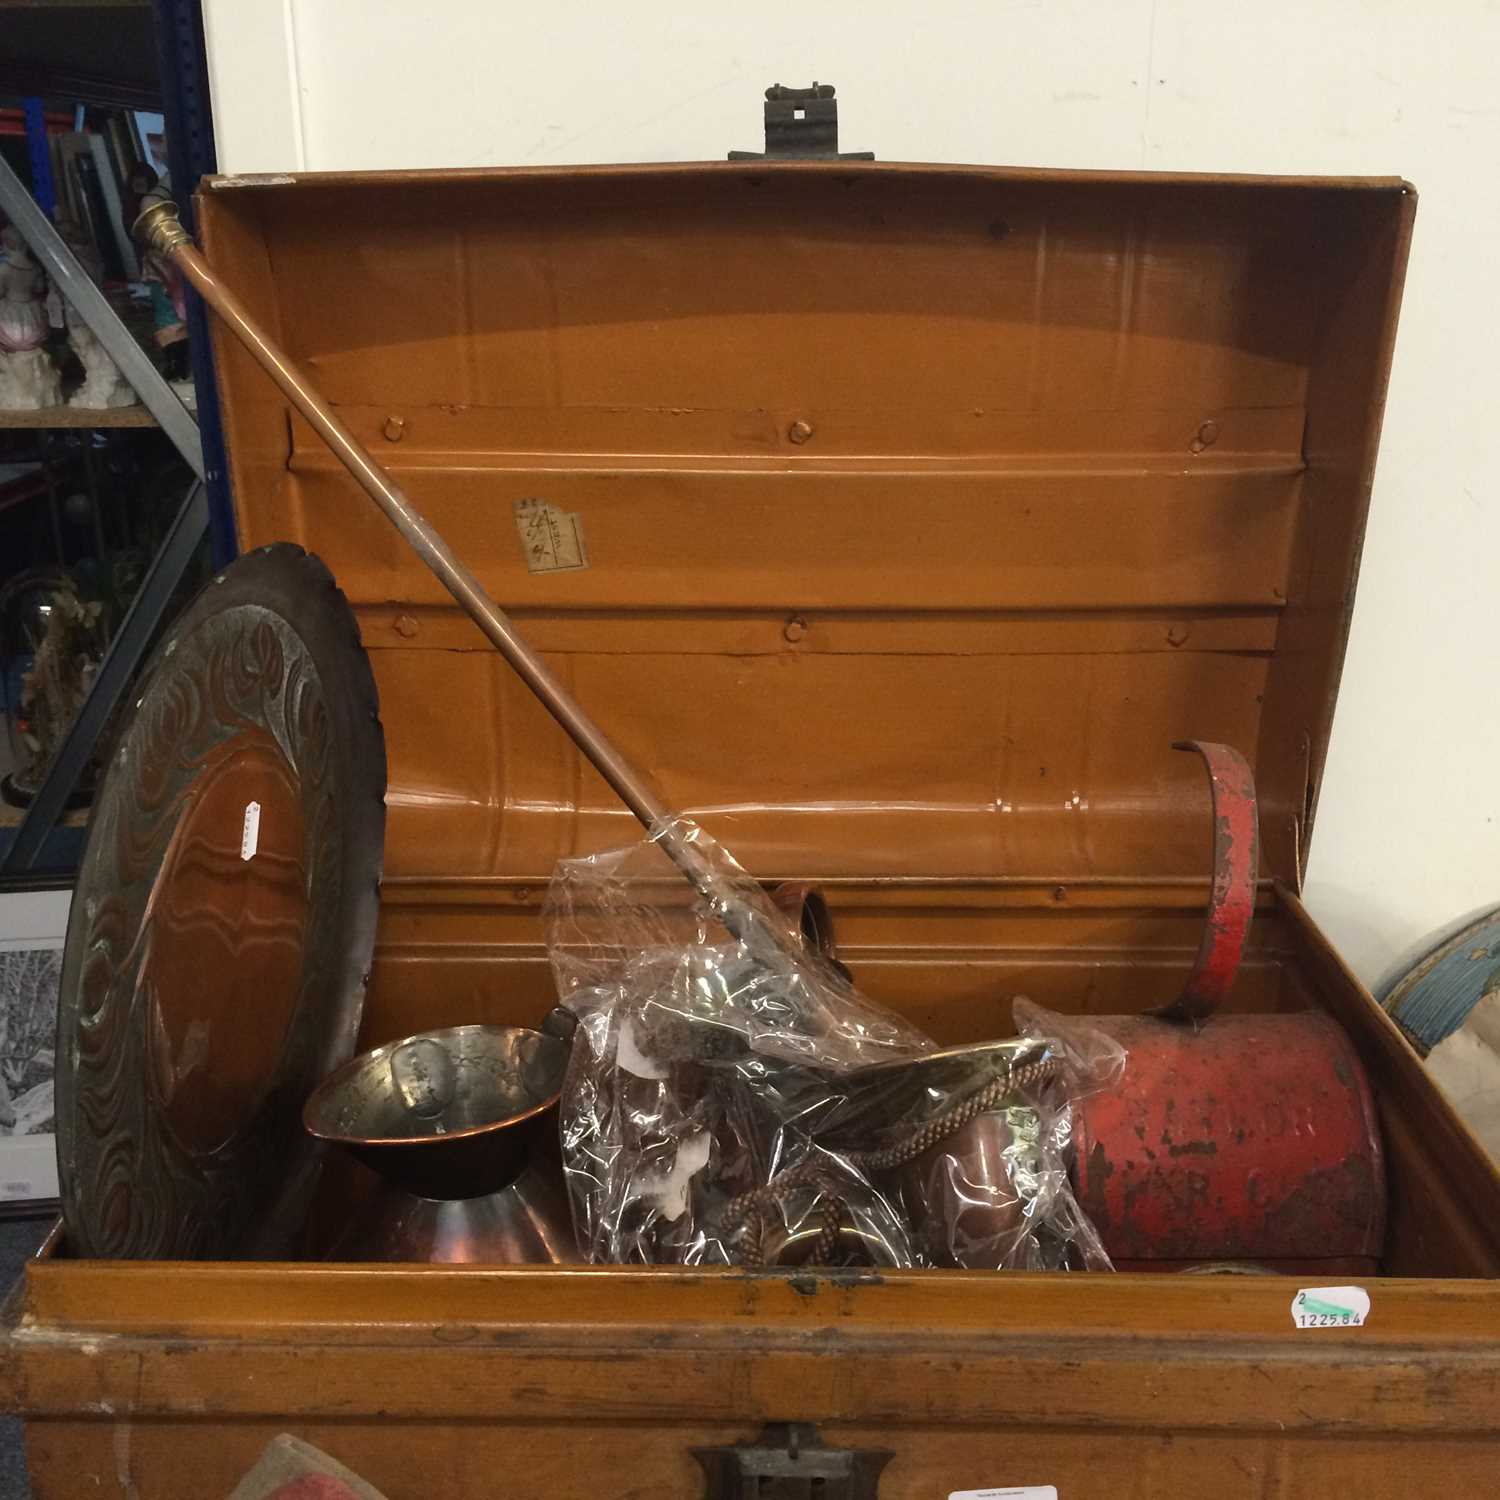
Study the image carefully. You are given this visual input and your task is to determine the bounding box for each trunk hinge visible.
[729,83,874,160]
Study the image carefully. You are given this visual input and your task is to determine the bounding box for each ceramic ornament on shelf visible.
[0,224,62,410]
[59,218,138,410]
[66,313,137,409]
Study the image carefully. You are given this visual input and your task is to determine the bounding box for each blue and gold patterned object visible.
[1381,905,1500,1057]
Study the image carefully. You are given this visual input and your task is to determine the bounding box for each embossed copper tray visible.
[56,544,386,1259]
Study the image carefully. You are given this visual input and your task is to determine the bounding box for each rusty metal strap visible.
[1158,740,1261,1023]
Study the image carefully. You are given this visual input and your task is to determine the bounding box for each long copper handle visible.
[133,198,735,910]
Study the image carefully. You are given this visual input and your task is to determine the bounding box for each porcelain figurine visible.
[0,224,62,410]
[57,218,138,410]
[66,317,137,408]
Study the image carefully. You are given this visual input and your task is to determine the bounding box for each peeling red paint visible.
[1075,1012,1386,1263]
[1160,741,1259,1023]
[1072,744,1385,1264]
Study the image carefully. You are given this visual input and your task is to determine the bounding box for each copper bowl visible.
[303,1024,568,1200]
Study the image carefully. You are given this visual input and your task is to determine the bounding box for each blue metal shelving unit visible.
[0,1,232,878]
[152,0,235,566]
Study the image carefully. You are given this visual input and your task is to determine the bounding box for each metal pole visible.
[0,154,204,480]
[150,0,238,564]
[40,432,66,565]
[133,199,739,914]
[81,438,108,562]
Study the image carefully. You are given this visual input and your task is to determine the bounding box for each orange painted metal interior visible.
[203,167,1392,885]
[190,164,1500,1281]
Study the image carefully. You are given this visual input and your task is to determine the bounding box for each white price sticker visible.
[241,800,261,861]
[1292,1285,1370,1329]
[950,1490,1057,1500]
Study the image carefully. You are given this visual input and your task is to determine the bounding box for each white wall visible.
[201,0,1500,986]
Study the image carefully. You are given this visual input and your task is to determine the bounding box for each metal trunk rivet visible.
[394,614,418,638]
[783,616,808,643]
[383,415,406,441]
[788,419,814,444]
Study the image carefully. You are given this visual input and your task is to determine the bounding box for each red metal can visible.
[1073,1011,1386,1270]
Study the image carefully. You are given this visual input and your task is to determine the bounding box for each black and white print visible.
[0,889,67,1204]
[0,946,56,1138]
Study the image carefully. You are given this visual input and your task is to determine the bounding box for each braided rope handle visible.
[846,1054,1061,1172]
[723,1052,1062,1267]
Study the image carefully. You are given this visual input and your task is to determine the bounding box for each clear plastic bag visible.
[886,998,1127,1270]
[546,817,1124,1271]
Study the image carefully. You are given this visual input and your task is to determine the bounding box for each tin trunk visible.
[4,160,1500,1498]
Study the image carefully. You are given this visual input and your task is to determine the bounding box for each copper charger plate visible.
[56,545,386,1258]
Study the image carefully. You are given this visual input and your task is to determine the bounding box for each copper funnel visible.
[312,1156,580,1265]
[303,1024,579,1263]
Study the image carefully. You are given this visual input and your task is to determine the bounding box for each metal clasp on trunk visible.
[694,1423,892,1499]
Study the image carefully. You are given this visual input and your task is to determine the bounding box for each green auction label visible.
[1291,1285,1370,1329]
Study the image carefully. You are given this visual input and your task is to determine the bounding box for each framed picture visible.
[0,886,67,1210]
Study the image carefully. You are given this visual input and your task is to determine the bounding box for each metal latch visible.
[729,84,874,160]
[694,1423,891,1499]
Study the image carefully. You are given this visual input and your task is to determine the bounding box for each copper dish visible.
[303,1024,578,1263]
[55,544,386,1260]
